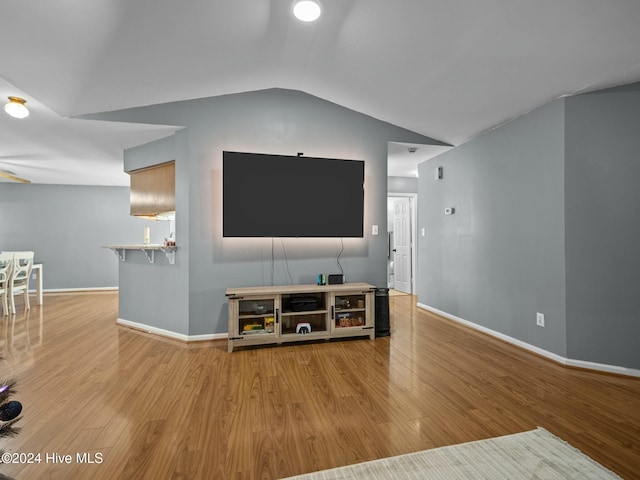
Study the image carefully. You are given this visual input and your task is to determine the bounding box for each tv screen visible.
[223,151,364,237]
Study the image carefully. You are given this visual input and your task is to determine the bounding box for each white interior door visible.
[393,197,412,294]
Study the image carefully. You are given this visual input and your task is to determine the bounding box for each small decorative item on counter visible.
[164,231,175,247]
[144,227,150,244]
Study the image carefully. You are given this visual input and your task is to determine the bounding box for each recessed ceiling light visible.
[293,0,322,22]
[4,96,29,119]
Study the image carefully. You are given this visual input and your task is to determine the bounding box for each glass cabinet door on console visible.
[330,291,374,334]
[228,295,279,351]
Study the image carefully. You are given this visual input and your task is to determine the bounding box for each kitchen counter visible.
[103,244,177,264]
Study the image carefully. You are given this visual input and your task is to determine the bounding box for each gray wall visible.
[388,176,418,194]
[418,82,640,369]
[120,132,191,335]
[0,184,161,289]
[417,100,568,357]
[87,88,441,335]
[565,85,640,369]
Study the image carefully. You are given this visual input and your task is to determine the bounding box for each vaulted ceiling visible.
[2,1,640,184]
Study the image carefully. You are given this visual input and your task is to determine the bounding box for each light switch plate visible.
[372,225,379,235]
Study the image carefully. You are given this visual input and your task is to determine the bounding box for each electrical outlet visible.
[536,312,545,327]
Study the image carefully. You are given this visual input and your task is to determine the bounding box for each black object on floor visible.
[375,288,390,337]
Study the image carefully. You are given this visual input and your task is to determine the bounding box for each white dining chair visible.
[8,251,34,314]
[0,252,13,316]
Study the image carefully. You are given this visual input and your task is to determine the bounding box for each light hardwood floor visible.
[1,292,639,479]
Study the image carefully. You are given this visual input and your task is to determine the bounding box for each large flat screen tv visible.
[223,151,364,237]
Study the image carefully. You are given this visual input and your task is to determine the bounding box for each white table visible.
[32,263,43,305]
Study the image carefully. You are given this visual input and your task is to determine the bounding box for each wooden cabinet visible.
[129,160,175,216]
[226,283,375,352]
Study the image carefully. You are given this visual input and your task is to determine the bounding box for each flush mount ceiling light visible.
[0,169,31,183]
[4,96,29,119]
[293,0,322,22]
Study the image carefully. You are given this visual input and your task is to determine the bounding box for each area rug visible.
[282,428,621,479]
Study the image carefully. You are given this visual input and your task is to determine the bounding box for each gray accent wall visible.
[86,89,442,336]
[418,82,640,369]
[119,132,190,335]
[0,184,161,289]
[417,100,567,357]
[564,85,640,368]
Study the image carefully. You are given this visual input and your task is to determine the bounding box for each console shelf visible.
[226,283,375,352]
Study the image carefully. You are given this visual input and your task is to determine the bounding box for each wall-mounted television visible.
[223,151,364,237]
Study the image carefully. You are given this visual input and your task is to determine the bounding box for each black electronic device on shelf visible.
[328,274,345,285]
[289,297,319,312]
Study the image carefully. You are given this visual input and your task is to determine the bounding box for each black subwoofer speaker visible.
[375,288,390,337]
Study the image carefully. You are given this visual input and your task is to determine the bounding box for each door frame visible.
[387,192,417,294]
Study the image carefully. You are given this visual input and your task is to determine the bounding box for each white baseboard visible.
[40,287,119,293]
[417,302,640,378]
[117,318,227,343]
